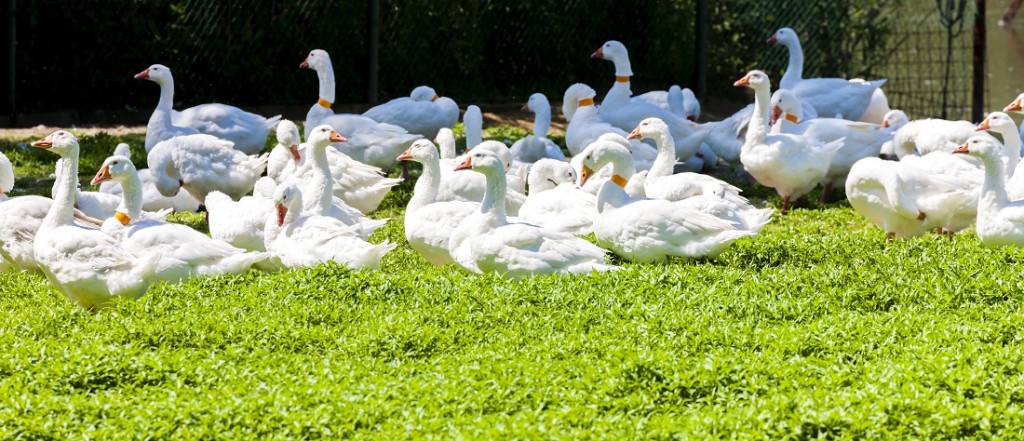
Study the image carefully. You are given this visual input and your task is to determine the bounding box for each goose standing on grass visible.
[147,134,268,202]
[517,158,597,235]
[205,178,276,252]
[90,155,267,282]
[768,28,886,121]
[589,41,709,170]
[447,150,617,277]
[953,136,1024,247]
[735,70,843,214]
[770,89,889,202]
[299,49,422,171]
[30,131,161,310]
[578,140,754,262]
[510,93,568,163]
[264,183,396,270]
[362,85,459,140]
[397,140,479,265]
[269,120,400,214]
[135,64,279,154]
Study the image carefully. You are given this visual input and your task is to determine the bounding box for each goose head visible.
[397,139,440,164]
[767,27,799,46]
[113,143,132,159]
[471,141,513,171]
[299,49,332,73]
[681,87,700,121]
[523,92,550,113]
[627,117,670,141]
[411,85,439,102]
[734,70,771,92]
[90,155,136,186]
[275,119,303,161]
[880,109,909,130]
[953,135,1003,159]
[577,140,632,187]
[31,130,78,157]
[977,111,1017,135]
[272,182,304,227]
[134,64,172,86]
[528,158,577,192]
[770,89,801,124]
[454,149,503,176]
[591,40,628,61]
[562,83,597,121]
[307,124,347,149]
[1003,93,1024,113]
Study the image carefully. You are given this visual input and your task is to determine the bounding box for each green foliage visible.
[3,131,1024,437]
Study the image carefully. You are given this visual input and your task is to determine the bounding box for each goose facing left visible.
[30,131,162,310]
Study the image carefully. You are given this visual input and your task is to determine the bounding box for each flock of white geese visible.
[2,28,1024,310]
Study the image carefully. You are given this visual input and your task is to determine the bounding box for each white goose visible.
[147,134,268,202]
[30,131,162,310]
[578,140,754,262]
[975,112,1021,186]
[264,182,396,270]
[879,109,910,159]
[464,105,484,149]
[517,158,597,235]
[562,83,657,163]
[0,151,14,202]
[269,120,400,214]
[590,41,709,169]
[135,64,279,154]
[362,85,459,140]
[736,70,843,214]
[436,140,527,215]
[90,155,267,283]
[891,116,977,159]
[768,27,886,121]
[953,136,1024,247]
[205,178,276,252]
[509,93,567,163]
[770,89,889,202]
[98,143,202,213]
[447,150,617,277]
[397,140,479,265]
[299,49,421,171]
[632,85,701,121]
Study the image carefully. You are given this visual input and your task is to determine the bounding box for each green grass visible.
[3,131,1024,438]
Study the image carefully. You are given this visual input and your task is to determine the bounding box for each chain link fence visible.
[1,0,984,125]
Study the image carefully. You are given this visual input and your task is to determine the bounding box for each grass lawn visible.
[2,129,1024,438]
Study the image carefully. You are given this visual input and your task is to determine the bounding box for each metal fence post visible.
[972,0,985,122]
[368,0,379,105]
[695,0,708,101]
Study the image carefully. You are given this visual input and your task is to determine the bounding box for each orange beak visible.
[591,47,604,59]
[521,103,529,111]
[771,106,782,125]
[952,142,969,154]
[881,120,890,129]
[767,33,778,44]
[276,204,288,226]
[454,156,473,171]
[133,68,150,80]
[289,145,300,161]
[329,130,347,143]
[626,127,642,140]
[1004,98,1023,113]
[431,95,439,102]
[396,147,413,162]
[30,135,53,149]
[976,119,991,132]
[734,74,751,87]
[686,115,697,122]
[579,164,594,187]
[299,59,309,69]
[90,165,111,186]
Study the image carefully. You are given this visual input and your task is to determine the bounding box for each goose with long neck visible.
[90,155,268,283]
[445,150,616,277]
[135,64,280,155]
[953,136,1024,247]
[263,183,396,269]
[577,141,754,262]
[767,28,886,121]
[517,158,596,235]
[510,93,567,163]
[975,112,1021,185]
[299,49,421,172]
[464,105,484,149]
[736,70,842,214]
[397,140,479,265]
[30,131,162,310]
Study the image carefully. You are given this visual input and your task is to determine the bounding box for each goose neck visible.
[408,156,442,210]
[647,131,678,180]
[780,39,804,89]
[979,154,1009,214]
[745,85,771,146]
[117,173,144,220]
[307,144,334,215]
[480,169,508,223]
[533,106,552,137]
[316,64,336,104]
[43,152,79,230]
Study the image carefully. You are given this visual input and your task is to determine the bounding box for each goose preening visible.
[397,139,479,265]
[633,85,701,121]
[90,155,267,283]
[517,158,597,235]
[264,182,396,270]
[147,134,268,203]
[447,150,617,276]
[299,49,422,171]
[98,143,202,213]
[768,27,887,121]
[735,70,843,214]
[578,140,756,262]
[890,115,978,159]
[29,131,162,310]
[135,64,280,154]
[269,120,400,214]
[362,85,459,140]
[509,93,567,163]
[953,136,1024,247]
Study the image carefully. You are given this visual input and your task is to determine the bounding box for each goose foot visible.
[780,196,791,215]
[886,232,895,243]
[818,183,831,204]
[402,162,410,180]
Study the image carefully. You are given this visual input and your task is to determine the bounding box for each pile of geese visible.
[1,28,1021,310]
